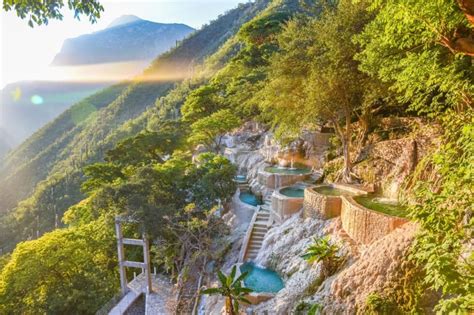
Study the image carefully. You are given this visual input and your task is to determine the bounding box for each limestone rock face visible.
[322,223,418,313]
[353,119,440,198]
[246,217,417,314]
[252,215,328,314]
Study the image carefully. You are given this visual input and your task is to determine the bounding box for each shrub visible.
[364,292,396,315]
[294,301,322,315]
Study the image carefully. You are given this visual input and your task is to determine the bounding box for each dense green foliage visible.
[258,0,390,182]
[408,110,473,312]
[2,0,103,27]
[0,0,267,252]
[189,109,241,152]
[355,0,473,114]
[0,218,117,314]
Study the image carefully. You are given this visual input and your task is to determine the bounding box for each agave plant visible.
[201,265,253,315]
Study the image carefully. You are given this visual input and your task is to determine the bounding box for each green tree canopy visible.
[188,109,240,153]
[181,84,226,123]
[189,153,237,209]
[355,0,474,115]
[0,219,117,314]
[260,0,384,182]
[2,0,103,27]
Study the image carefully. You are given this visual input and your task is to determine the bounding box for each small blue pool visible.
[240,262,284,293]
[280,186,305,198]
[235,175,247,183]
[239,192,262,206]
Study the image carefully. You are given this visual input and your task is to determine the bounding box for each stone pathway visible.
[109,273,176,315]
[109,290,141,315]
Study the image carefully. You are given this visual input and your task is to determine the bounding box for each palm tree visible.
[201,265,253,314]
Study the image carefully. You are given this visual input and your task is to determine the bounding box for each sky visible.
[0,0,243,88]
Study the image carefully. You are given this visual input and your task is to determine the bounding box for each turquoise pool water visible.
[235,175,247,182]
[280,186,304,198]
[239,192,262,206]
[240,262,284,293]
[264,166,311,175]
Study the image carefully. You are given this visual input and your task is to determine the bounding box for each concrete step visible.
[248,242,263,248]
[247,249,260,255]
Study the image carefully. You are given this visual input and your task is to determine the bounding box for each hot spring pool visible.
[239,192,262,206]
[314,185,355,196]
[354,195,407,218]
[264,166,311,175]
[240,262,284,293]
[280,186,304,198]
[235,175,247,183]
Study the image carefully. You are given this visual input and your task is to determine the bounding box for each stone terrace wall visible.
[258,171,309,189]
[340,196,408,244]
[272,191,304,221]
[303,187,341,219]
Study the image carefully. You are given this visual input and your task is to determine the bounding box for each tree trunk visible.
[331,115,353,184]
[341,114,352,183]
[225,296,235,315]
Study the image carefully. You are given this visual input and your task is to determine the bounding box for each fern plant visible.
[301,236,342,277]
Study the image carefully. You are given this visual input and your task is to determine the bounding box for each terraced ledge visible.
[340,196,408,245]
[303,184,368,219]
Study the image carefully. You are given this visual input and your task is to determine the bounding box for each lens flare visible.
[31,95,44,105]
[11,87,22,101]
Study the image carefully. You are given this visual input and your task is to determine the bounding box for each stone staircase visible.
[243,207,271,261]
[236,176,250,192]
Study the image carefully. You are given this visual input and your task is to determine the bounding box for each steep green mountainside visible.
[0,0,270,251]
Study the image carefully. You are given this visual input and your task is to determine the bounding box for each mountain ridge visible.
[51,18,195,66]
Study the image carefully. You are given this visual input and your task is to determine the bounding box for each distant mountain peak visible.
[51,17,194,66]
[107,15,143,28]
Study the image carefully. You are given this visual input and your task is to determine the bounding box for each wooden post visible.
[115,219,128,295]
[143,233,153,294]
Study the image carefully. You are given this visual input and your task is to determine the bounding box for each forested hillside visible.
[0,0,472,314]
[0,0,269,252]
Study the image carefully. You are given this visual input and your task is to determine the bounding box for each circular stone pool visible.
[239,192,263,207]
[240,262,284,293]
[280,186,304,198]
[353,195,407,218]
[313,185,356,196]
[264,166,311,175]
